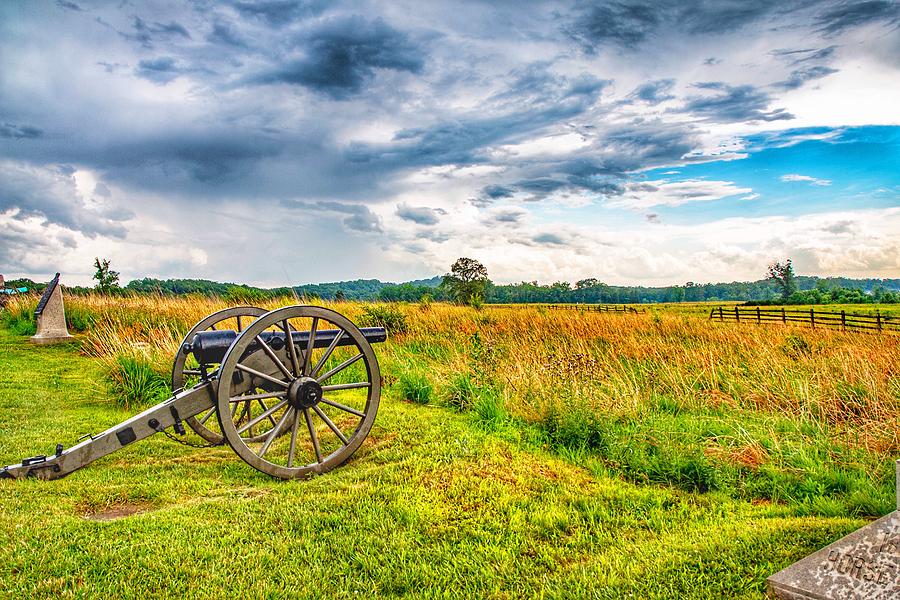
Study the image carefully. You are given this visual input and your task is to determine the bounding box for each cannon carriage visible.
[1,305,386,480]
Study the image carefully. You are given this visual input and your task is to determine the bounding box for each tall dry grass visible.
[4,292,898,513]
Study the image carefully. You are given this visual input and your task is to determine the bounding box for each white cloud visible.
[780,174,832,186]
[609,179,753,209]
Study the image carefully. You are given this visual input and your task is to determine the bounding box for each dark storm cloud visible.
[483,184,516,199]
[770,46,838,64]
[348,89,599,169]
[120,17,192,48]
[206,21,251,49]
[492,62,610,106]
[816,1,900,35]
[567,2,660,50]
[134,57,182,83]
[248,16,425,99]
[567,0,787,51]
[56,1,84,11]
[682,82,794,122]
[284,200,383,233]
[630,79,675,104]
[233,0,328,27]
[396,203,444,225]
[775,65,839,90]
[0,123,43,139]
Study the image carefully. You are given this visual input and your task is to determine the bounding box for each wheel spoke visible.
[304,408,322,463]
[313,404,348,445]
[302,317,318,376]
[259,408,292,458]
[258,399,278,426]
[198,406,216,424]
[237,315,242,332]
[229,390,286,403]
[317,353,363,383]
[237,399,287,434]
[287,409,301,468]
[235,363,289,388]
[255,335,293,379]
[320,397,365,418]
[283,319,301,376]
[321,382,370,392]
[310,330,345,378]
[183,369,201,376]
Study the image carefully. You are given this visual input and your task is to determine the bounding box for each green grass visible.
[0,327,876,598]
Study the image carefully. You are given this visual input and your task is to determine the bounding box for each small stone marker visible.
[30,273,74,344]
[767,460,900,599]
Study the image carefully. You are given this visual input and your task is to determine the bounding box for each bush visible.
[0,299,37,335]
[360,304,408,334]
[541,405,608,452]
[107,356,170,409]
[444,372,479,411]
[397,371,433,404]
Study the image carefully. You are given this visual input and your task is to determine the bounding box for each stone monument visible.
[30,273,74,344]
[768,460,900,598]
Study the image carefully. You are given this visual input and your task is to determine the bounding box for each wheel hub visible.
[287,377,323,410]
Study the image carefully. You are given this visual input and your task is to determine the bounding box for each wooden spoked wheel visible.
[216,305,381,479]
[172,306,268,445]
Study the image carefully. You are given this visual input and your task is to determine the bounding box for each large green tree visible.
[92,257,120,293]
[767,259,797,301]
[441,257,489,306]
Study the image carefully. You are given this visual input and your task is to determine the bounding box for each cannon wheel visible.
[172,306,267,445]
[216,305,381,479]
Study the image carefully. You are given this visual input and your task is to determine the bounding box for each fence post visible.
[877,311,882,332]
[734,306,740,322]
[719,307,724,321]
[810,308,815,329]
[782,307,786,324]
[756,306,761,324]
[841,310,846,331]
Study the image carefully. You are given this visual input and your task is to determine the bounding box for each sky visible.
[1,1,899,287]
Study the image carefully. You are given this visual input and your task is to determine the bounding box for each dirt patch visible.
[83,502,155,522]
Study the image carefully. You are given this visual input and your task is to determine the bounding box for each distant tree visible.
[441,257,489,306]
[576,278,599,289]
[334,289,346,302]
[767,259,798,301]
[92,258,120,293]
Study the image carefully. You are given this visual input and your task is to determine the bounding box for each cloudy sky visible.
[1,0,899,287]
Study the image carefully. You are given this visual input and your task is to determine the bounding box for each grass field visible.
[1,294,897,598]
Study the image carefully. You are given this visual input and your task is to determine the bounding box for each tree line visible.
[5,256,899,305]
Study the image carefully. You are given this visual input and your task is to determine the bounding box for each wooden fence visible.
[709,306,898,333]
[548,304,644,314]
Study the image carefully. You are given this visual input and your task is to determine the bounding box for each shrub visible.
[0,298,37,335]
[541,406,607,452]
[444,372,478,411]
[360,304,408,334]
[397,371,433,404]
[107,355,170,409]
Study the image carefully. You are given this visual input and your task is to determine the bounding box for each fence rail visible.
[709,306,898,333]
[548,304,644,314]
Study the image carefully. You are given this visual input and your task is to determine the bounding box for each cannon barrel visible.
[184,327,387,365]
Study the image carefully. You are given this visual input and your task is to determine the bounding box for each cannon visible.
[1,305,385,480]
